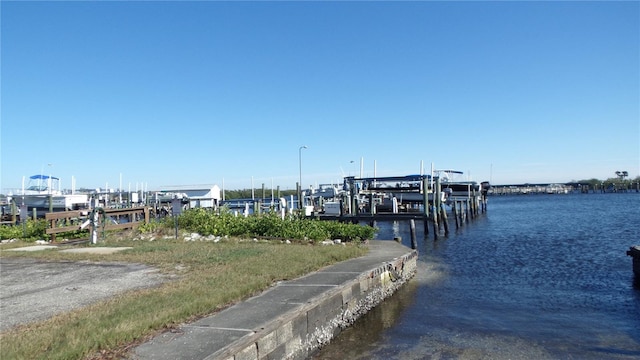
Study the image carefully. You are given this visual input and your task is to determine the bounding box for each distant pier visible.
[490,181,640,195]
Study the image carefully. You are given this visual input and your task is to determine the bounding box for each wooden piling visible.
[350,180,358,216]
[464,200,470,222]
[440,204,449,235]
[452,200,460,229]
[422,178,430,235]
[433,177,441,239]
[10,199,17,224]
[424,218,429,235]
[432,205,439,239]
[369,192,375,215]
[410,219,417,249]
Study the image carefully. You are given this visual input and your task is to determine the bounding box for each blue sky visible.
[1,1,638,192]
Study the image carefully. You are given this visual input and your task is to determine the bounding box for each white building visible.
[160,185,221,209]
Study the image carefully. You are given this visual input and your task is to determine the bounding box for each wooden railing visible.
[45,207,150,242]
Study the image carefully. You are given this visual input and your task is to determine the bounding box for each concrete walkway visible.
[131,240,417,360]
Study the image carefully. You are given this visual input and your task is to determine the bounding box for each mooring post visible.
[369,192,375,215]
[350,179,358,216]
[436,176,442,230]
[10,199,17,224]
[482,194,487,213]
[452,200,460,229]
[471,189,476,217]
[440,204,449,235]
[464,199,469,221]
[432,206,439,238]
[422,177,429,235]
[410,219,417,249]
[475,189,480,216]
[432,177,441,239]
[472,198,476,218]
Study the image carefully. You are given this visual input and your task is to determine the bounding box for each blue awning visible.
[29,174,59,180]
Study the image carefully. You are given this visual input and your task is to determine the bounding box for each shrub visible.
[0,219,47,241]
[171,208,376,242]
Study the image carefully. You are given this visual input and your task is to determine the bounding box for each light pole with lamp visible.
[48,163,53,213]
[298,145,307,210]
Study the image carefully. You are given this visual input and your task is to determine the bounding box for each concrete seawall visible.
[133,240,418,360]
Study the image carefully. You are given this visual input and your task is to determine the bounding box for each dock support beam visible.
[422,178,430,236]
[410,219,417,249]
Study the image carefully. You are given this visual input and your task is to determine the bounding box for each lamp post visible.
[48,163,53,213]
[298,145,307,209]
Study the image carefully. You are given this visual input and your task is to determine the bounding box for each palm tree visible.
[615,171,628,180]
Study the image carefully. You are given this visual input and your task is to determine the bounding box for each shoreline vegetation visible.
[0,210,374,359]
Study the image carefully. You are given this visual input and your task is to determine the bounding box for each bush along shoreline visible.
[0,207,377,243]
[167,207,376,243]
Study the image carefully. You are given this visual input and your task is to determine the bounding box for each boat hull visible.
[16,194,89,211]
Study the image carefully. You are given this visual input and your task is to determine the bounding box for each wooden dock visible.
[309,175,488,245]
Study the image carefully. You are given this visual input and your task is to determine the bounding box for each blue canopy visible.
[29,174,59,180]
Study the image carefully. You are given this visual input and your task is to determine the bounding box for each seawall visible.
[132,240,418,360]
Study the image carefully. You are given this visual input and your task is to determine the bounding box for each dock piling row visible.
[310,174,487,240]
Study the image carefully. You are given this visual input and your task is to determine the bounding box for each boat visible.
[434,170,483,204]
[11,175,89,212]
[626,246,640,280]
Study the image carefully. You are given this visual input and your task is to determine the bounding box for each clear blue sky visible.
[1,1,638,192]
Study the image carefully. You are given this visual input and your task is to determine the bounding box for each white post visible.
[91,210,99,244]
[373,160,377,187]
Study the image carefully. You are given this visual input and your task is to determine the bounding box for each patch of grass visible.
[0,235,368,359]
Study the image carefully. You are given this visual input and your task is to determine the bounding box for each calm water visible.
[313,193,640,359]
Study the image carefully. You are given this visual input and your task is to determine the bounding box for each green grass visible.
[0,233,368,360]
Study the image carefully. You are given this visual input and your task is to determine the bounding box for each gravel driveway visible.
[0,257,166,331]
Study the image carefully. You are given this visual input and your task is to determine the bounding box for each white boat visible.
[433,170,484,203]
[12,175,89,211]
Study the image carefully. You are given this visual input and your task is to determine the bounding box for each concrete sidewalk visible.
[131,240,418,360]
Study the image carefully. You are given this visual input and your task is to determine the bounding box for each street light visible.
[48,163,53,213]
[299,145,307,209]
